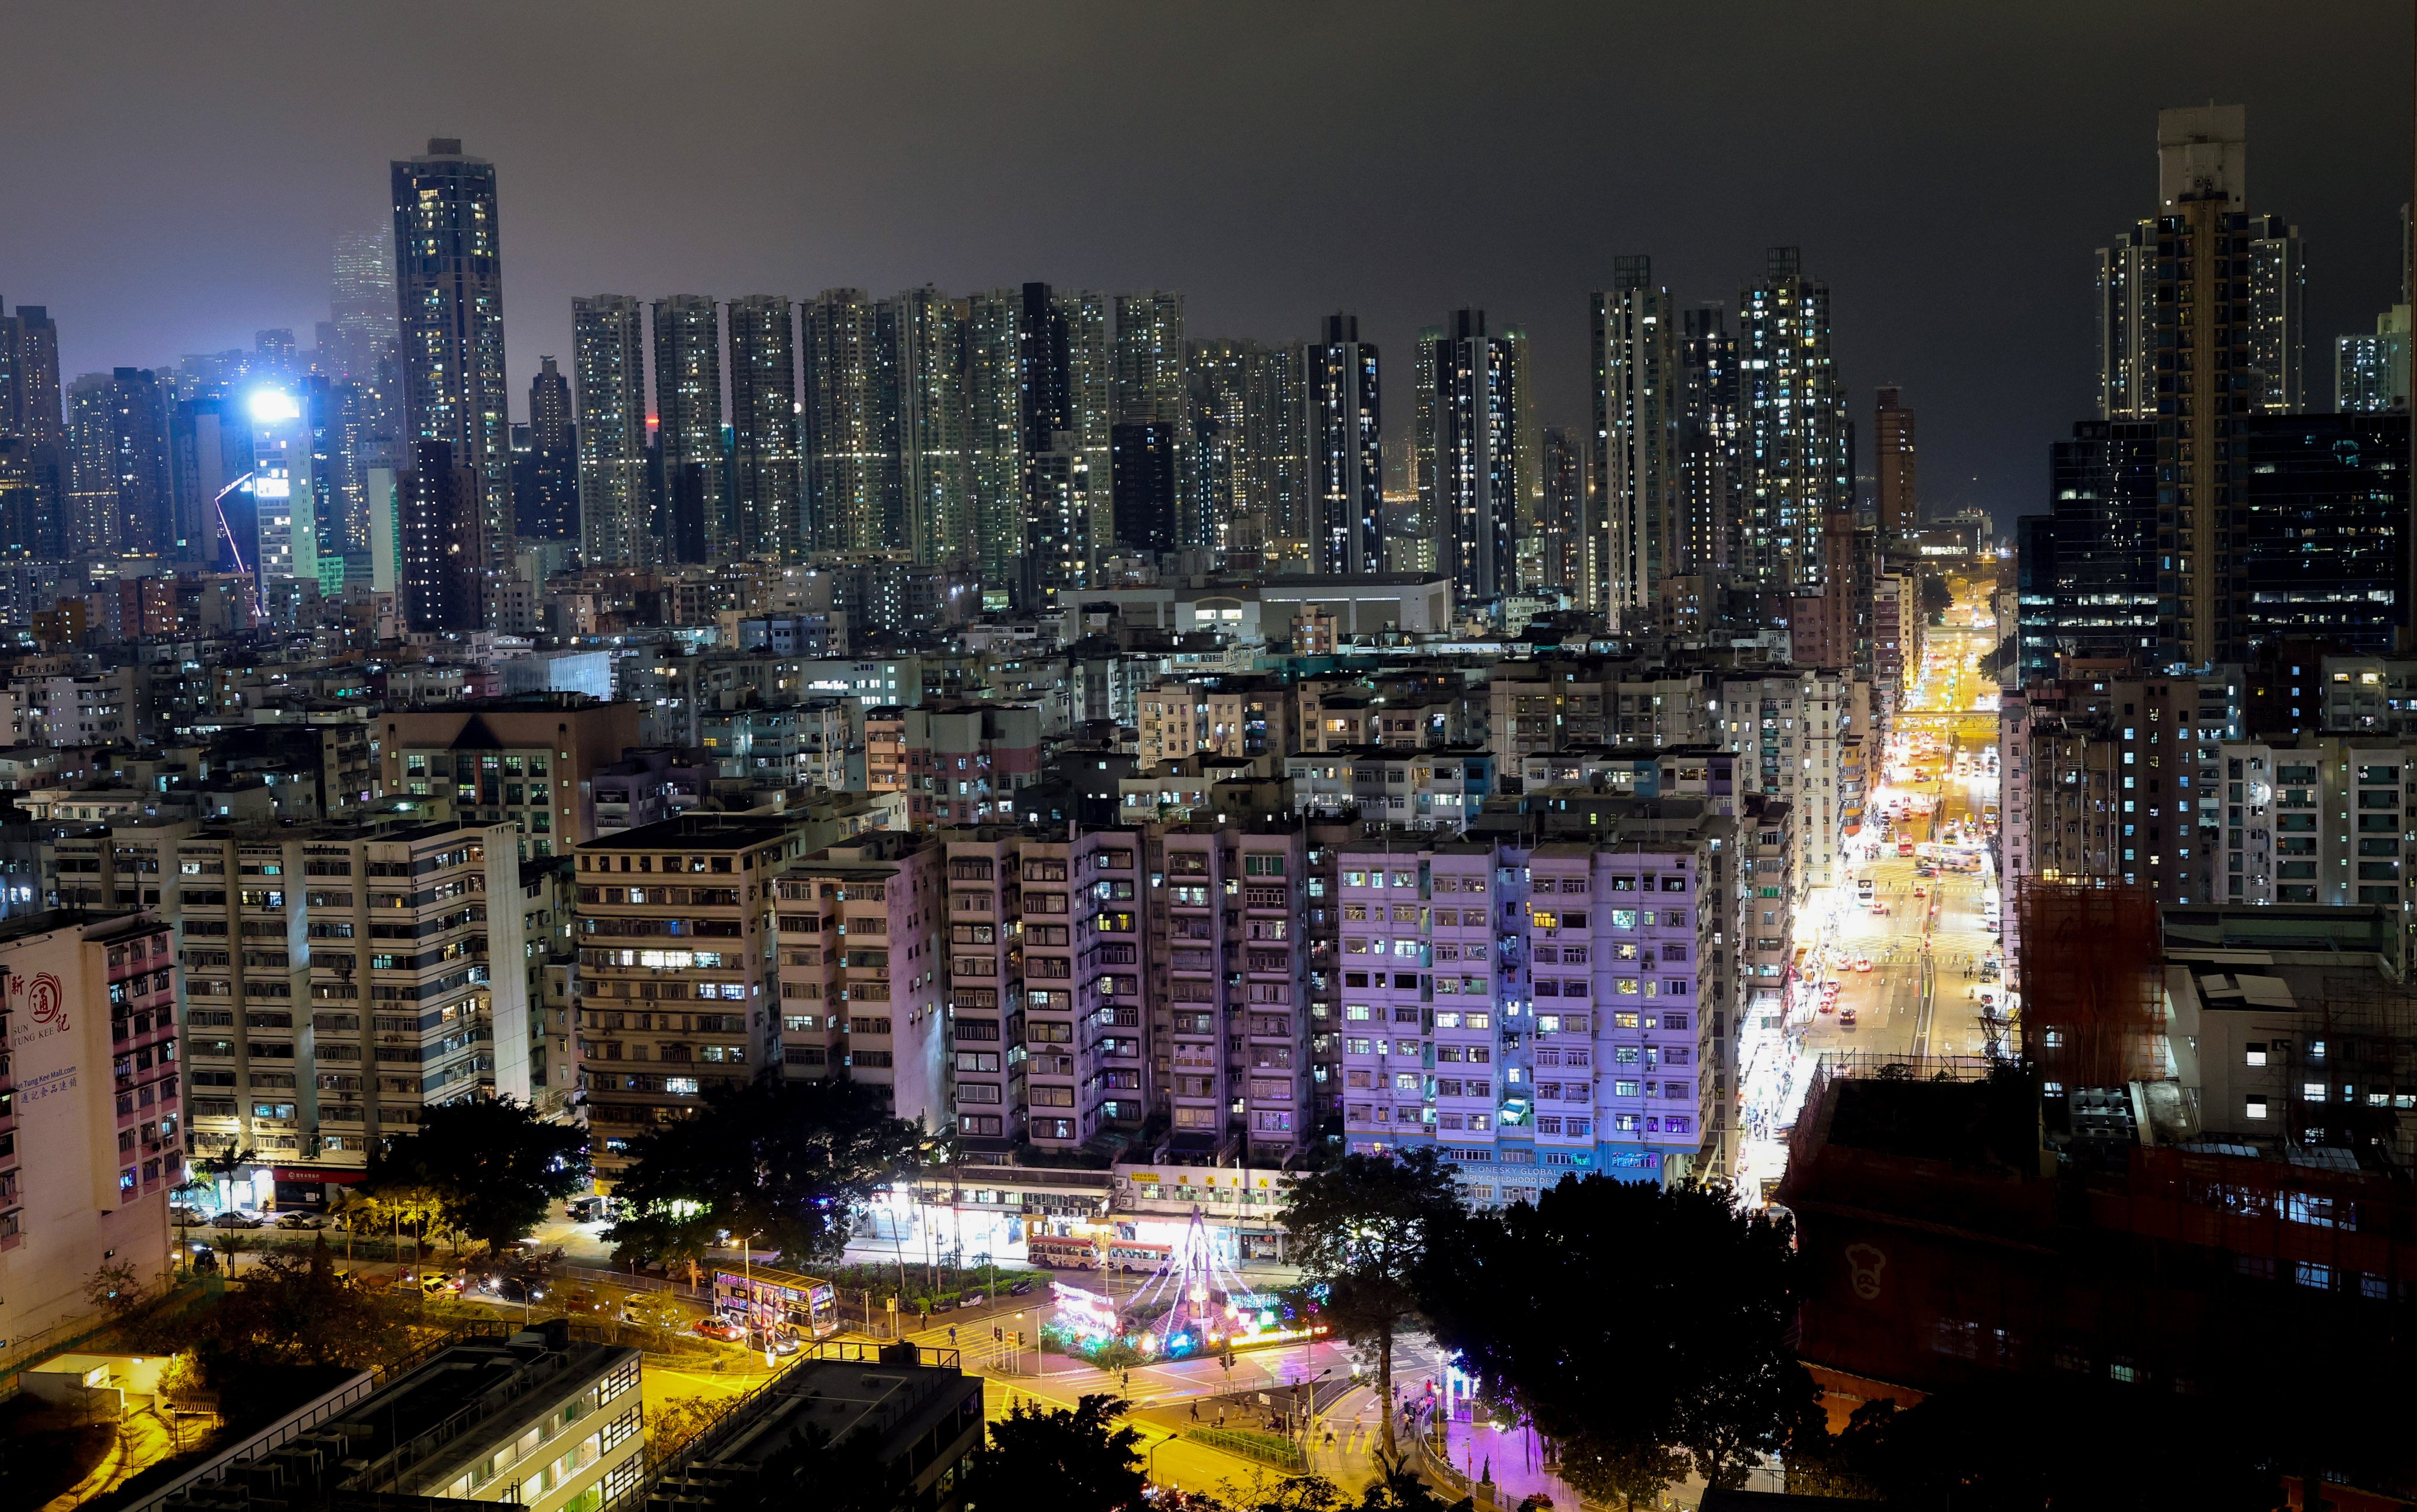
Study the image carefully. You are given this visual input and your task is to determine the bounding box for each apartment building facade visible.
[0,909,180,1338]
[1333,816,1729,1196]
[380,698,644,858]
[49,814,525,1199]
[774,833,950,1125]
[1152,823,1310,1161]
[572,816,804,1182]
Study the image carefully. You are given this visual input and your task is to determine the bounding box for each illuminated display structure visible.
[1048,1207,1326,1361]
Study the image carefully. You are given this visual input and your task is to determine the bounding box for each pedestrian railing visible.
[1186,1425,1306,1471]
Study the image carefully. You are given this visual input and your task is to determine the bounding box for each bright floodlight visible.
[248,388,300,423]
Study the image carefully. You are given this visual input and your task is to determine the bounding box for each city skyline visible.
[1,4,2408,531]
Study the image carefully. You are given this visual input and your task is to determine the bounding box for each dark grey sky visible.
[2,2,2407,529]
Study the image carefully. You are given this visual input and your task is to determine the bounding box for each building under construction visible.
[2016,879,2167,1096]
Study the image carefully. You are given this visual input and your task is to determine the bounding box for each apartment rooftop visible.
[0,907,152,947]
[578,813,801,851]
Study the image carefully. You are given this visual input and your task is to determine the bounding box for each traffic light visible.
[993,1326,1004,1343]
[1018,1331,1028,1347]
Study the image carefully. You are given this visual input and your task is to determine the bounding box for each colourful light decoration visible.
[1045,1207,1333,1360]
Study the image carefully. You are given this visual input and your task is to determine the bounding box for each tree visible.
[366,1096,589,1255]
[1278,1146,1463,1459]
[648,1394,728,1461]
[1225,1473,1347,1512]
[204,1236,414,1372]
[966,1393,1147,1512]
[1417,1176,1814,1495]
[192,1142,256,1210]
[605,1077,926,1266]
[84,1258,142,1319]
[1355,1451,1474,1512]
[1555,1431,1689,1512]
[1919,573,1952,621]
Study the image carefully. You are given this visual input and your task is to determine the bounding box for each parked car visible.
[622,1295,686,1330]
[210,1210,265,1229]
[695,1317,746,1343]
[170,1205,205,1228]
[556,1287,609,1315]
[277,1211,328,1230]
[750,1330,802,1357]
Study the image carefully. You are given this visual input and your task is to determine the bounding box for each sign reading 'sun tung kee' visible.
[8,968,79,1095]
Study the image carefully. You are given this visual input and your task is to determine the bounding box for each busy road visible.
[1736,568,2009,1197]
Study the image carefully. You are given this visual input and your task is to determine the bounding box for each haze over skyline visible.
[2,1,2409,528]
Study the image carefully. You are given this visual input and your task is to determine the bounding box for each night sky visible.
[3,2,2408,530]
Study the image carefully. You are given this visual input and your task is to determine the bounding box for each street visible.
[1736,571,2007,1196]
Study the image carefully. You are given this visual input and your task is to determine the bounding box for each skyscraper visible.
[0,301,68,562]
[329,225,400,356]
[0,300,64,452]
[515,356,577,541]
[2094,106,2308,663]
[66,373,117,557]
[2338,309,2411,414]
[1057,289,1114,555]
[964,291,1023,592]
[801,288,894,554]
[1676,306,1743,582]
[399,438,482,632]
[1592,257,1679,627]
[1110,421,1179,554]
[1425,309,1522,604]
[727,294,801,562]
[1403,326,1442,574]
[1875,385,1916,538]
[391,139,511,621]
[1113,292,1186,426]
[571,296,650,568]
[1739,247,1847,594]
[1183,338,1307,556]
[66,368,172,558]
[882,287,971,567]
[1307,313,1381,575]
[2100,106,2304,422]
[320,230,403,570]
[652,295,725,564]
[1538,425,1584,597]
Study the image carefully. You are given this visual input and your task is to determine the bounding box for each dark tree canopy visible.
[604,1076,927,1265]
[1417,1175,1814,1491]
[965,1393,1147,1512]
[1280,1146,1464,1457]
[203,1238,415,1372]
[1788,1379,2288,1511]
[366,1095,589,1254]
